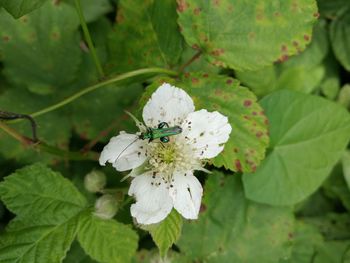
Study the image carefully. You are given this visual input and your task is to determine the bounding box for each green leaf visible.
[330,7,350,71]
[107,0,183,73]
[0,163,89,263]
[143,209,183,258]
[140,73,269,173]
[0,218,78,263]
[0,1,81,94]
[64,241,97,263]
[236,19,329,97]
[77,213,138,263]
[342,150,350,190]
[338,84,350,109]
[0,163,88,223]
[177,0,318,71]
[243,90,350,205]
[281,221,323,263]
[314,240,350,263]
[0,0,48,18]
[177,171,294,263]
[317,0,350,19]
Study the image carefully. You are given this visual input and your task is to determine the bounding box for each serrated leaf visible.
[107,0,183,73]
[243,90,350,205]
[0,163,89,263]
[177,0,318,71]
[0,1,81,94]
[0,218,78,263]
[330,7,350,71]
[140,73,269,173]
[236,19,329,97]
[143,209,183,258]
[0,0,48,18]
[177,171,294,263]
[0,163,88,224]
[64,241,97,263]
[77,213,138,263]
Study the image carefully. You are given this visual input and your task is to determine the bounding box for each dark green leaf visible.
[0,0,48,18]
[177,171,294,263]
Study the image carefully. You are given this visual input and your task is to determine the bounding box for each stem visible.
[178,50,202,73]
[0,121,98,161]
[8,68,177,123]
[74,0,105,79]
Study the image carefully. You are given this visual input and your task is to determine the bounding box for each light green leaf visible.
[0,0,48,18]
[177,0,318,71]
[0,218,78,263]
[177,171,294,263]
[139,73,269,173]
[330,7,350,71]
[107,0,183,73]
[77,213,138,263]
[0,163,88,224]
[281,221,323,263]
[338,84,350,109]
[243,90,350,205]
[0,1,81,94]
[143,210,183,258]
[236,19,329,97]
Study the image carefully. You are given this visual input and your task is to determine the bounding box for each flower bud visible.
[94,194,118,219]
[84,170,106,193]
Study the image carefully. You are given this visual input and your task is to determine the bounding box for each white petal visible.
[180,109,232,159]
[169,171,203,220]
[128,172,173,224]
[142,83,195,127]
[99,132,147,172]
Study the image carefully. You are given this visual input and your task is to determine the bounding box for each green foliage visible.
[140,74,269,173]
[177,0,318,71]
[107,0,183,73]
[142,209,183,258]
[243,90,350,205]
[0,0,48,18]
[77,212,138,263]
[330,7,350,72]
[0,1,81,95]
[0,0,349,261]
[177,171,294,263]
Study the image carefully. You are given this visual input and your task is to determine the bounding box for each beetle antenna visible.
[115,137,139,163]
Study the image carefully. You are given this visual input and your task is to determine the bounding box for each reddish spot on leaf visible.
[226,79,233,84]
[243,115,250,120]
[202,73,209,78]
[256,131,263,138]
[2,36,10,42]
[192,44,200,50]
[192,77,199,84]
[244,100,252,107]
[304,34,310,41]
[252,111,257,116]
[293,41,299,47]
[193,7,201,15]
[279,54,289,62]
[235,159,242,171]
[177,0,189,12]
[211,48,225,56]
[313,12,320,18]
[264,118,269,125]
[281,45,288,52]
[213,0,220,6]
[184,72,190,78]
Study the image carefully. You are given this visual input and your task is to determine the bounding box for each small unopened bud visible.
[84,170,106,193]
[94,194,118,219]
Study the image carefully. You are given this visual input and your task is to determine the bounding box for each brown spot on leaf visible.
[304,34,310,41]
[193,7,201,15]
[213,0,220,6]
[256,131,263,138]
[200,203,207,212]
[244,100,252,107]
[211,48,225,56]
[177,0,189,12]
[192,77,199,84]
[235,159,242,171]
[226,79,233,85]
[2,36,9,42]
[281,45,288,52]
[202,73,209,78]
[313,12,320,18]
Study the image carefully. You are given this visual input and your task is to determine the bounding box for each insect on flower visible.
[100,83,232,225]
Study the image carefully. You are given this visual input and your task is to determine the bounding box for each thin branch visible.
[178,50,202,73]
[0,121,98,161]
[7,68,178,124]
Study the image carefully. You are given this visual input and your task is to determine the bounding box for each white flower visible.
[99,83,232,225]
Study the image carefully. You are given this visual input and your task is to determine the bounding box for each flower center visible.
[158,144,177,164]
